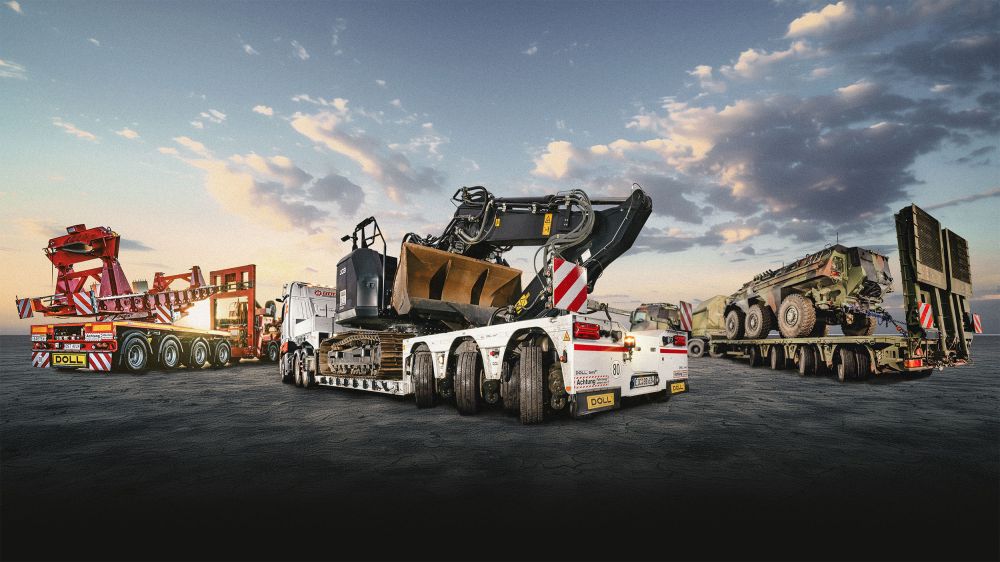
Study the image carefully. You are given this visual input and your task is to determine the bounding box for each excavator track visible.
[317,331,407,379]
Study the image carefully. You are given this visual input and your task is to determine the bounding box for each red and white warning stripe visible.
[88,352,113,372]
[917,302,934,330]
[31,351,51,368]
[552,257,588,312]
[71,291,97,316]
[972,313,983,334]
[153,304,172,324]
[679,301,693,332]
[16,298,33,319]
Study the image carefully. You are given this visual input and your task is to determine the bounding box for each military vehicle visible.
[629,302,682,332]
[723,245,893,339]
[688,295,727,357]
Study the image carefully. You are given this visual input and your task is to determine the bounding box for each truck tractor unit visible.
[276,281,338,384]
[14,224,265,373]
[707,205,978,382]
[723,245,893,340]
[279,185,689,424]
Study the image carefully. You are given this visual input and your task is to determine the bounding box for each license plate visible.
[586,392,616,410]
[631,374,658,388]
[52,353,86,368]
[63,343,81,351]
[670,381,687,394]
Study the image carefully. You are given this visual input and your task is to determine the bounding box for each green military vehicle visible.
[630,302,682,332]
[723,245,894,340]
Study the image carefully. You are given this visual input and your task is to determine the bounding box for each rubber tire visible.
[854,349,871,380]
[688,339,706,358]
[266,342,280,363]
[157,336,182,369]
[769,346,785,370]
[778,294,817,338]
[842,316,876,336]
[745,304,773,339]
[301,351,316,388]
[836,347,857,383]
[280,354,294,384]
[798,346,816,376]
[518,345,544,425]
[725,309,746,340]
[120,333,151,374]
[188,339,210,369]
[211,340,231,368]
[708,344,726,358]
[413,351,435,408]
[502,359,520,414]
[747,346,762,367]
[293,352,304,387]
[455,351,481,415]
[810,322,829,337]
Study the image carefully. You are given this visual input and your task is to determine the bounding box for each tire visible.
[293,352,304,387]
[708,344,725,358]
[518,345,544,425]
[778,294,816,338]
[744,304,773,339]
[854,349,871,380]
[157,336,182,369]
[836,347,857,383]
[725,309,746,340]
[502,359,520,414]
[842,316,876,336]
[280,354,294,384]
[413,351,435,408]
[211,340,231,368]
[769,345,785,370]
[300,351,316,388]
[266,342,280,363]
[188,339,210,369]
[810,322,829,337]
[455,351,481,415]
[798,346,816,376]
[747,346,762,367]
[120,333,151,374]
[687,339,706,358]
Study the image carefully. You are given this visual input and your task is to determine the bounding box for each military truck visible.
[723,245,893,340]
[630,302,682,332]
[687,295,727,357]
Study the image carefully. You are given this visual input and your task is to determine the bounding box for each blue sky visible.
[2,0,998,332]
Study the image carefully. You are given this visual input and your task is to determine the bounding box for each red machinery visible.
[209,265,281,362]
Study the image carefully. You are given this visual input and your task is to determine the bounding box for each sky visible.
[1,0,999,334]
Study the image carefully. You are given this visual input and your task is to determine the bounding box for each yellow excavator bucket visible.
[392,243,522,320]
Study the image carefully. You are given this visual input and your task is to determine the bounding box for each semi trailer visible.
[706,204,981,381]
[279,186,689,423]
[15,224,265,373]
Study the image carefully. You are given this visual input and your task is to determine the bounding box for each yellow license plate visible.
[586,392,616,409]
[670,382,687,394]
[52,353,86,367]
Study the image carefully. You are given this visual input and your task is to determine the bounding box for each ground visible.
[2,334,997,561]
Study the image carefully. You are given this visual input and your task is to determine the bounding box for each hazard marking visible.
[71,291,97,315]
[552,257,588,312]
[153,304,172,324]
[89,352,113,372]
[31,351,51,368]
[917,302,934,330]
[972,313,983,334]
[16,298,33,319]
[679,301,693,332]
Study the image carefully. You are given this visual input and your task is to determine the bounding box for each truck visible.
[706,204,981,382]
[278,186,689,424]
[687,295,727,357]
[15,224,265,373]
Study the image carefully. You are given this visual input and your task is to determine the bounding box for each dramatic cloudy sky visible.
[2,0,998,333]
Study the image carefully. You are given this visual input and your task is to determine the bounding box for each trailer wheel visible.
[778,294,816,338]
[836,347,857,383]
[211,340,231,368]
[744,304,773,339]
[188,339,210,369]
[725,309,746,340]
[455,351,481,415]
[413,351,435,408]
[266,342,280,363]
[687,339,706,358]
[797,346,816,376]
[853,349,871,380]
[280,354,294,384]
[300,351,316,388]
[157,336,182,369]
[293,352,304,387]
[518,345,544,425]
[747,346,762,367]
[708,344,725,358]
[502,359,520,414]
[768,346,785,370]
[120,333,151,374]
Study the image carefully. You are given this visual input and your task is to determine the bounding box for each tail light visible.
[673,335,686,347]
[573,321,601,340]
[623,335,636,349]
[904,358,924,369]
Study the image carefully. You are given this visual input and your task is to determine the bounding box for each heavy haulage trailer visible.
[279,186,689,424]
[707,204,981,382]
[15,224,272,373]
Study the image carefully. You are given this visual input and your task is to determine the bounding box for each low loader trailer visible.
[707,204,981,382]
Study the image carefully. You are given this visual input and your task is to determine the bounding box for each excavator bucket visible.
[392,243,522,326]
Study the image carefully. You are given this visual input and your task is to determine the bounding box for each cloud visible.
[375,79,386,87]
[885,33,1000,86]
[924,187,1000,210]
[52,118,98,142]
[252,105,274,117]
[199,109,226,124]
[120,238,154,252]
[951,145,995,165]
[242,43,258,55]
[172,136,210,157]
[291,94,349,112]
[689,65,726,93]
[88,38,101,47]
[0,58,26,79]
[5,1,21,14]
[291,40,310,60]
[310,173,364,214]
[331,18,347,47]
[115,127,139,140]
[157,147,179,155]
[388,123,449,160]
[522,43,538,56]
[190,121,204,129]
[720,41,817,80]
[786,1,854,40]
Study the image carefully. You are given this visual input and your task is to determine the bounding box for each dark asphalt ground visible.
[1,334,997,561]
